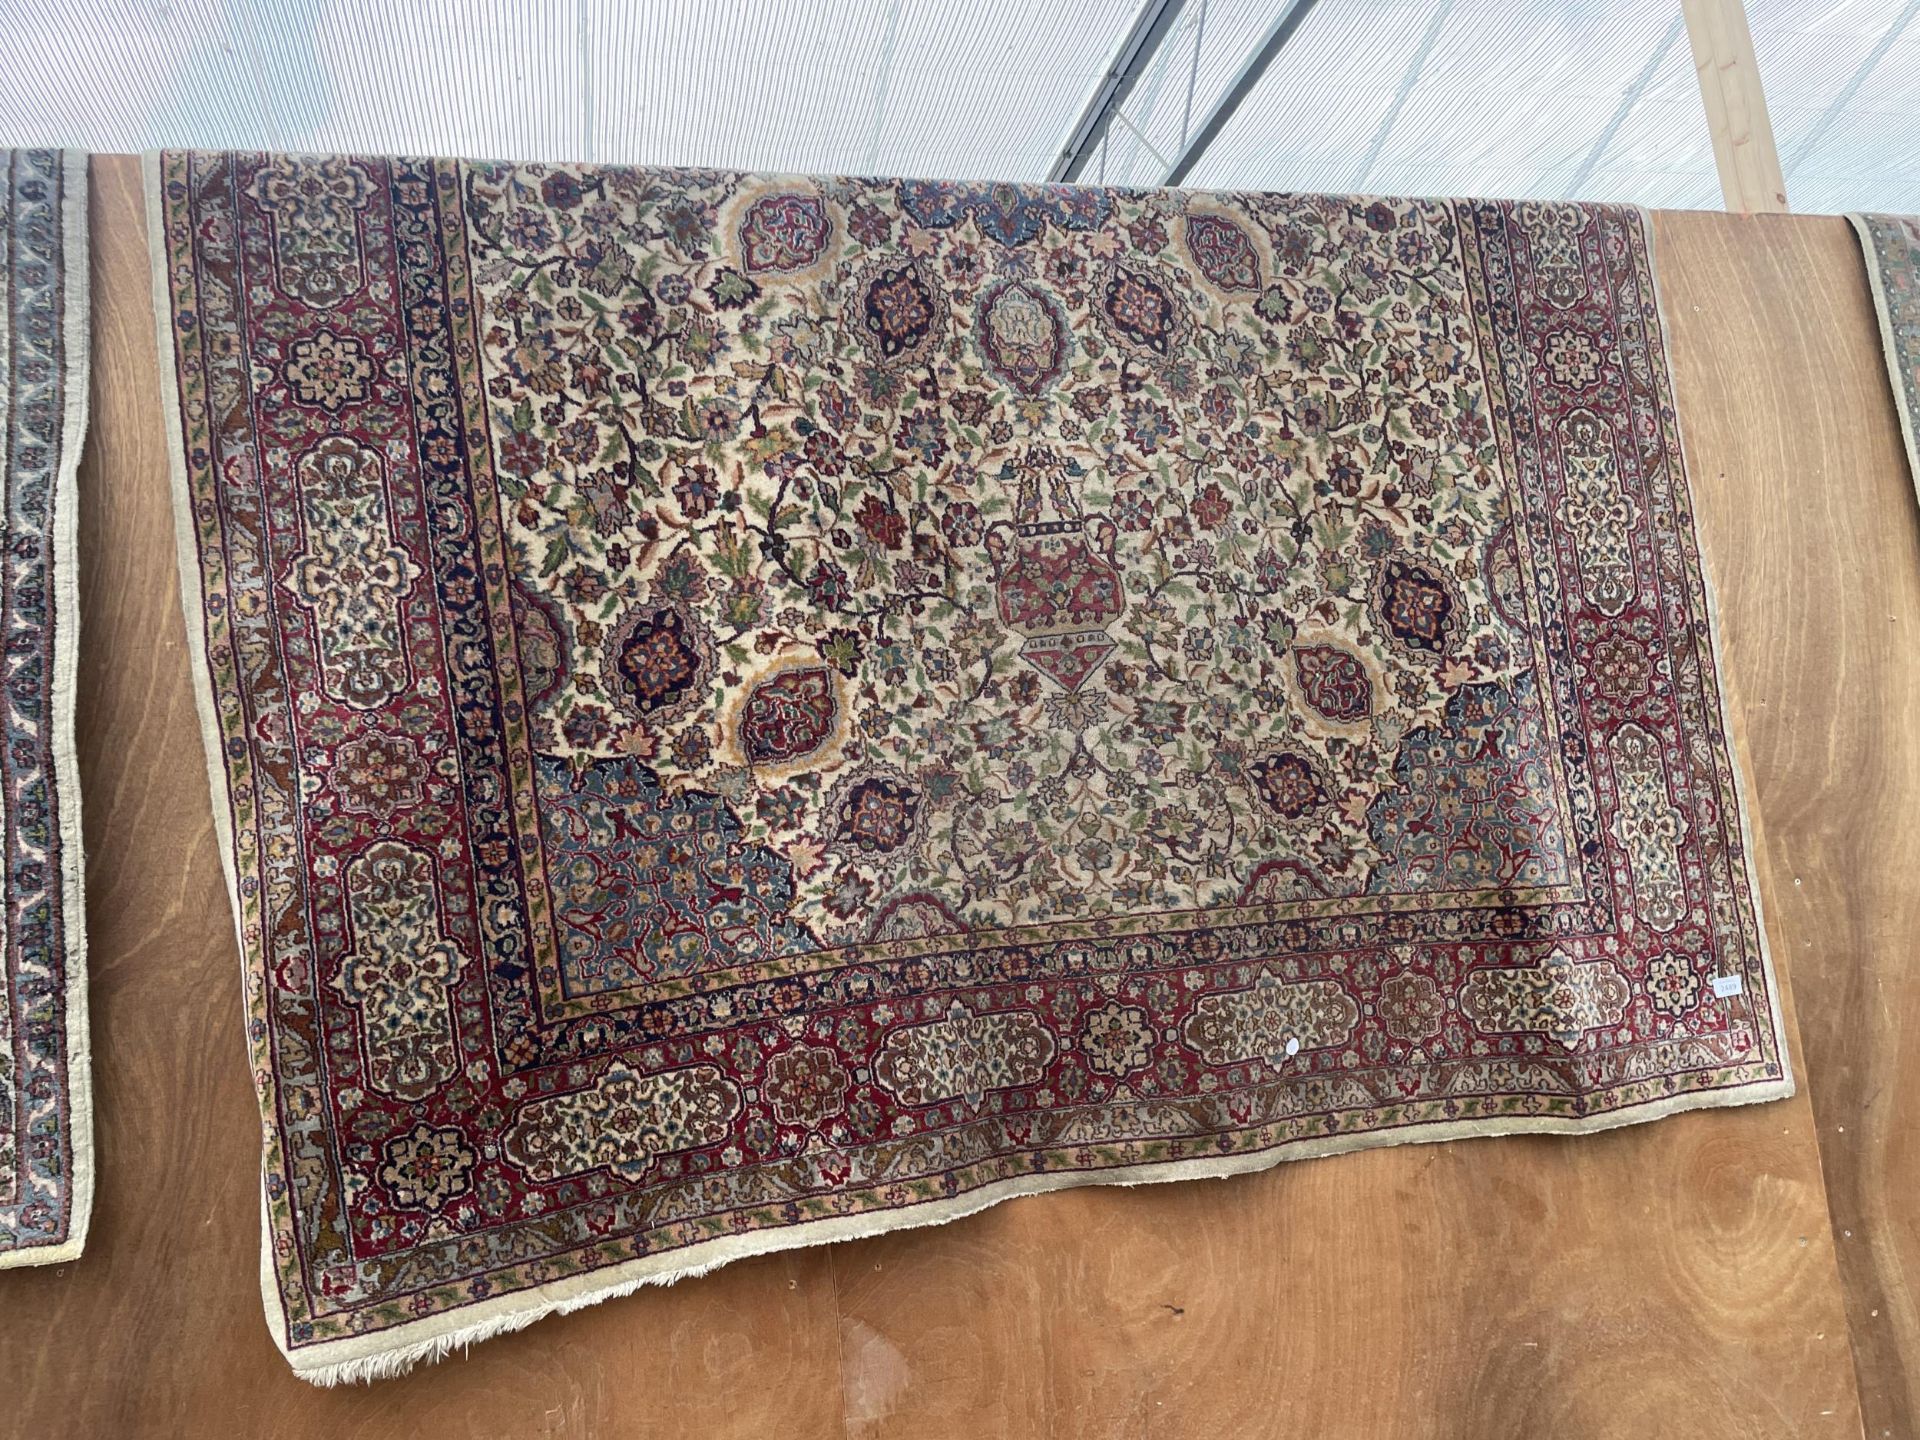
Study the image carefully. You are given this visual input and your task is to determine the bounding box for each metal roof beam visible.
[1784,0,1918,178]
[1048,0,1188,183]
[1350,0,1452,193]
[1163,0,1321,187]
[1564,11,1686,200]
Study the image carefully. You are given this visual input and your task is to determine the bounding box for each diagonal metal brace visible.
[1049,0,1189,183]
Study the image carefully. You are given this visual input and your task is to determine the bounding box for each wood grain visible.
[0,157,1894,1439]
[1658,207,1920,1440]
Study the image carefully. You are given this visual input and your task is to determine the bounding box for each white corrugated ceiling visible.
[0,0,1912,212]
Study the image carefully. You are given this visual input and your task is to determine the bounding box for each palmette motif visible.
[152,153,1790,1380]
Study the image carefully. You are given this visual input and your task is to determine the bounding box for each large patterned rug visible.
[150,153,1792,1382]
[1852,214,1920,499]
[0,151,91,1268]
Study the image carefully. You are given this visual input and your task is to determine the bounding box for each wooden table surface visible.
[0,156,1911,1439]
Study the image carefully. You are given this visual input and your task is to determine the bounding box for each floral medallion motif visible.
[763,1044,852,1129]
[1607,723,1688,932]
[284,328,372,411]
[1248,749,1333,821]
[379,1124,475,1211]
[282,435,422,709]
[1372,556,1461,662]
[739,662,842,767]
[1378,970,1445,1042]
[1460,953,1632,1047]
[334,841,465,1101]
[1096,262,1187,362]
[827,768,926,859]
[1588,633,1652,701]
[1559,409,1637,617]
[247,153,372,307]
[1183,210,1261,292]
[1180,971,1359,1066]
[976,277,1071,397]
[1079,1002,1156,1077]
[874,1002,1056,1108]
[1293,643,1372,723]
[1644,950,1705,1018]
[502,1062,741,1183]
[737,191,833,274]
[329,731,428,817]
[1541,326,1605,389]
[857,257,944,366]
[603,601,715,727]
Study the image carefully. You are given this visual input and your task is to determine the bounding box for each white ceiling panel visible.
[0,0,1913,213]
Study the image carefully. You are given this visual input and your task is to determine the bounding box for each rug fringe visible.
[290,1072,1793,1385]
[297,1245,772,1386]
